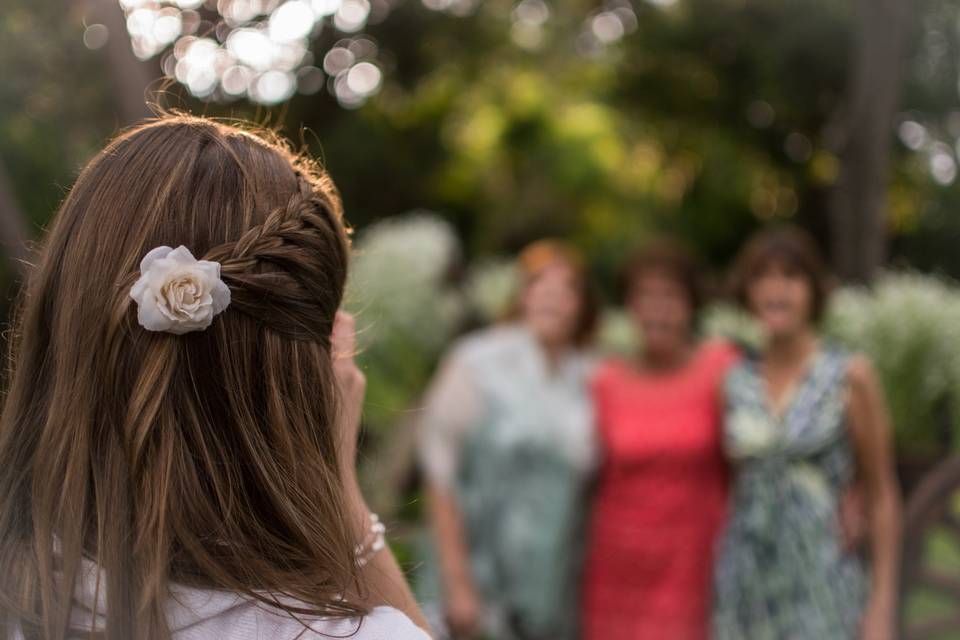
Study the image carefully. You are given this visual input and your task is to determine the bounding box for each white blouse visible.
[15,558,432,640]
[417,323,597,489]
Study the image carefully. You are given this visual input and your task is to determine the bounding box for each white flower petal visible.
[210,280,231,314]
[137,296,175,332]
[129,277,149,303]
[139,245,173,273]
[195,259,221,281]
[166,245,199,265]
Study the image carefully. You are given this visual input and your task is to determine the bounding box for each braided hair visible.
[0,116,365,640]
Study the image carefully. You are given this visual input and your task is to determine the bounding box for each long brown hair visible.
[0,115,365,639]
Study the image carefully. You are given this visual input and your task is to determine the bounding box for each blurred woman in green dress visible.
[417,240,598,640]
[713,227,902,640]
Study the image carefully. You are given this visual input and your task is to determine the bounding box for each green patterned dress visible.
[712,348,868,640]
[416,325,597,640]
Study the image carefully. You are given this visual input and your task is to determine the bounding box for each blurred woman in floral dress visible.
[582,239,739,640]
[713,227,901,640]
[418,240,598,640]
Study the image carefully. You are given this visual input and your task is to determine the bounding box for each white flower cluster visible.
[701,303,766,352]
[463,258,518,323]
[346,212,464,354]
[595,307,640,355]
[824,271,960,448]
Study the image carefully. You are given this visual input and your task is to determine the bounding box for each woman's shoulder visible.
[698,338,742,370]
[837,349,879,397]
[277,606,431,640]
[173,601,431,640]
[449,323,528,364]
[718,348,756,392]
[341,607,433,640]
[592,356,633,386]
[590,356,640,395]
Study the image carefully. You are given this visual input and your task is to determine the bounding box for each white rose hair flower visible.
[129,245,231,335]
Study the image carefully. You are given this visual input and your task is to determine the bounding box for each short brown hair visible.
[513,239,598,345]
[731,225,833,322]
[622,237,705,313]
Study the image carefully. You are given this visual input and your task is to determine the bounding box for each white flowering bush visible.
[595,307,640,355]
[463,258,518,323]
[701,303,766,353]
[345,212,466,431]
[824,272,960,454]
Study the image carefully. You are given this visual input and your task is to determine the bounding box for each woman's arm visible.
[425,483,481,638]
[343,477,432,634]
[333,312,432,634]
[416,346,485,638]
[846,355,902,640]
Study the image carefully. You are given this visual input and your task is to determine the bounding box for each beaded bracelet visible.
[355,512,387,568]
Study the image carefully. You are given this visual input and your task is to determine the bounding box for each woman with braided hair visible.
[0,115,431,640]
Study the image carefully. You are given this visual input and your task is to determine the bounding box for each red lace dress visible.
[581,341,739,640]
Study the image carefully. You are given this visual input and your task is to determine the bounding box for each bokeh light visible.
[119,0,385,106]
[929,141,957,186]
[576,1,637,57]
[83,24,110,50]
[111,0,959,189]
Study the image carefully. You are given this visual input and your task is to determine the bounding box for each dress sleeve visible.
[417,345,484,490]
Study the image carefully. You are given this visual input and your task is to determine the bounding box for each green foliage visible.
[0,0,118,227]
[4,0,960,462]
[4,0,960,281]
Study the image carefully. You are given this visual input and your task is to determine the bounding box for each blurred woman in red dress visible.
[581,240,738,640]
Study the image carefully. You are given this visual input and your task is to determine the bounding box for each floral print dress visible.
[712,348,868,640]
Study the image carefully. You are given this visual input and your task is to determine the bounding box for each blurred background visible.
[3,0,960,636]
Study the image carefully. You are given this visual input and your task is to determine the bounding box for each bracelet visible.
[355,512,387,568]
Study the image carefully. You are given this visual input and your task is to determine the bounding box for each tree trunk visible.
[84,0,155,124]
[827,0,910,284]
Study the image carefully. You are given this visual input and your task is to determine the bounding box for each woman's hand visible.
[839,481,868,552]
[446,578,482,639]
[331,311,434,635]
[331,311,366,491]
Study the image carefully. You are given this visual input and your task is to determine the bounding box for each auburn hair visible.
[510,239,597,346]
[0,115,365,639]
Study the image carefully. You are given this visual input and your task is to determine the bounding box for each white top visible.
[159,596,429,640]
[15,559,432,640]
[417,323,597,489]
